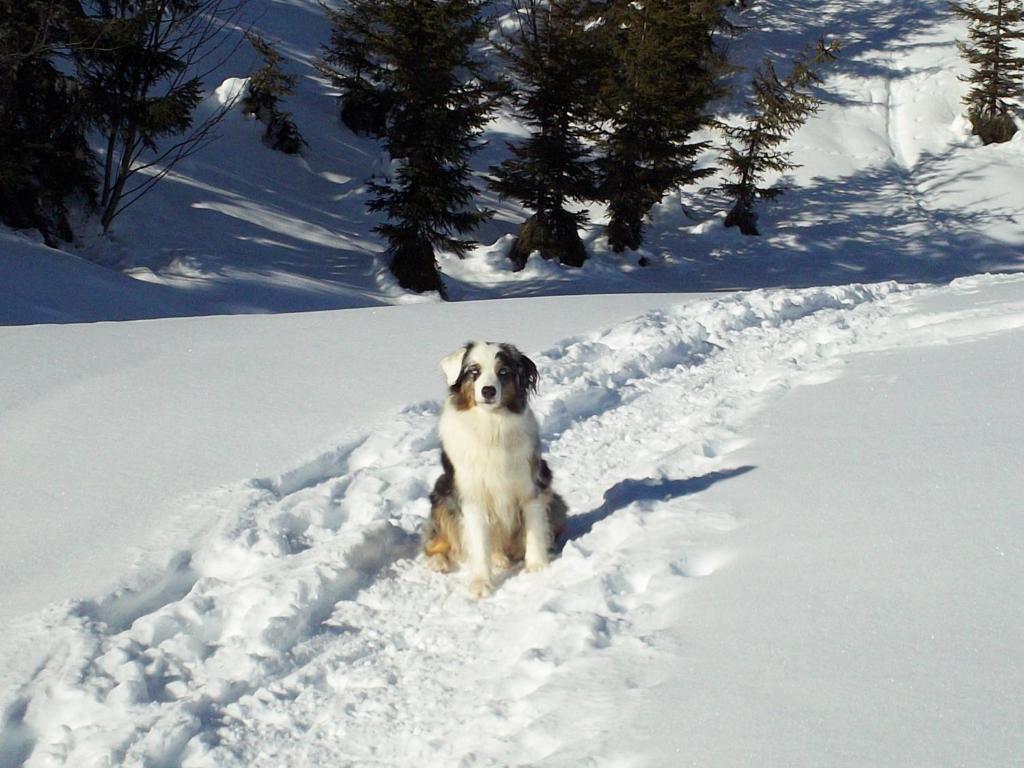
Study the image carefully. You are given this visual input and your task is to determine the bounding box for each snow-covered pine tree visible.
[0,0,96,245]
[720,37,839,236]
[950,0,1024,144]
[244,32,306,155]
[490,0,599,269]
[593,0,730,255]
[326,0,494,297]
[73,0,242,232]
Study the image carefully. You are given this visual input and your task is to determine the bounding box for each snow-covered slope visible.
[2,274,1022,766]
[2,0,1023,764]
[2,0,1023,324]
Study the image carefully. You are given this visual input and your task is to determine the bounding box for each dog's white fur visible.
[437,342,551,598]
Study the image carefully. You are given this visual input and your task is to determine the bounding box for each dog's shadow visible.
[556,466,755,550]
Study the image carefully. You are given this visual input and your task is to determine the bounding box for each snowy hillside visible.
[2,0,1024,765]
[1,0,1023,323]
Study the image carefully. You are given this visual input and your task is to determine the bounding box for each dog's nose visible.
[481,386,496,400]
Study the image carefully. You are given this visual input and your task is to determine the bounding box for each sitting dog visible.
[423,341,567,597]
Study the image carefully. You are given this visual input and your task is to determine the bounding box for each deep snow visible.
[633,278,1024,767]
[2,0,1024,764]
[1,274,1022,767]
[0,293,693,622]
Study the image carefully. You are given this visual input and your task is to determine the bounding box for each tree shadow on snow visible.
[652,147,1024,291]
[722,0,956,84]
[558,466,755,549]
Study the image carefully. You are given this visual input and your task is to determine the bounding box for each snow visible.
[214,79,249,108]
[2,0,1024,764]
[1,0,1022,325]
[0,293,691,623]
[633,278,1024,767]
[2,275,1023,766]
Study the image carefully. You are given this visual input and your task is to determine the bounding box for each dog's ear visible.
[440,344,470,387]
[517,351,539,394]
[499,343,539,394]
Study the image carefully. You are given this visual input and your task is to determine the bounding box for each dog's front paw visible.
[469,576,494,599]
[524,556,549,574]
[491,552,512,571]
[427,553,450,573]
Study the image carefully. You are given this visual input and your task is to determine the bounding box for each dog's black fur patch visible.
[450,342,475,395]
[497,343,538,414]
[429,450,459,518]
[536,458,553,491]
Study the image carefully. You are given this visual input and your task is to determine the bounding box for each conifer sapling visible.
[950,0,1024,144]
[0,0,96,245]
[720,37,839,236]
[318,0,394,138]
[73,0,243,232]
[594,0,730,254]
[244,31,306,155]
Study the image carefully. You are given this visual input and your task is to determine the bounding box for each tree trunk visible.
[389,234,448,298]
[724,198,759,236]
[510,212,587,269]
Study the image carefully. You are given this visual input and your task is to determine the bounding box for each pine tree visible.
[318,0,395,138]
[243,32,306,155]
[489,0,599,269]
[720,37,839,236]
[0,0,95,245]
[593,0,730,254]
[74,0,242,232]
[323,0,494,296]
[950,0,1024,144]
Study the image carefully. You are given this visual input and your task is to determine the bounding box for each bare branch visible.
[75,0,250,231]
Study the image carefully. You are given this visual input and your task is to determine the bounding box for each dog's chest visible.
[439,407,538,503]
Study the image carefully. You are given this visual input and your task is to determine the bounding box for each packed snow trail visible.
[3,279,997,768]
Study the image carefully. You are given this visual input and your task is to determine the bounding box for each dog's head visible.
[440,341,538,413]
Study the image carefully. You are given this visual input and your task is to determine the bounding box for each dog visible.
[423,341,567,598]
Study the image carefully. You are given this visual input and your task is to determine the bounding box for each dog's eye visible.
[498,367,511,379]
[468,367,481,380]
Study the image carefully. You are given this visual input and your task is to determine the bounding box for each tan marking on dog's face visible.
[452,370,475,411]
